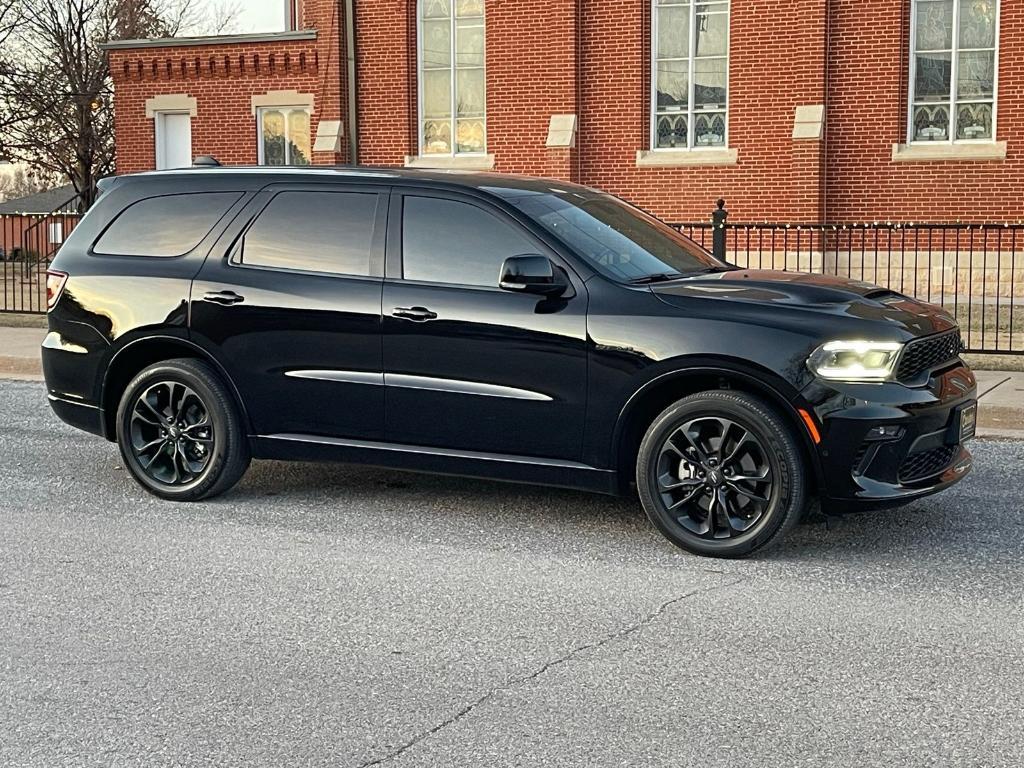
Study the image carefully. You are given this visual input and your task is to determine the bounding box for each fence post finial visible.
[712,198,728,262]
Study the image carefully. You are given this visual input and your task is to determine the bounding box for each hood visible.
[651,269,958,338]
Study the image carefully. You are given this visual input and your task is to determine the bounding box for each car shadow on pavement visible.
[209,458,989,567]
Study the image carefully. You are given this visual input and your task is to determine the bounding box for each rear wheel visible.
[115,358,250,501]
[636,390,808,558]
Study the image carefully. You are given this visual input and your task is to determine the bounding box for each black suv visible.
[42,167,977,557]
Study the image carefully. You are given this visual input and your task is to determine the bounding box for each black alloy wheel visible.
[655,416,774,540]
[636,390,808,558]
[129,381,214,486]
[116,358,251,501]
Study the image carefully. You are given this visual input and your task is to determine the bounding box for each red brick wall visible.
[355,0,832,222]
[109,0,1024,223]
[109,0,349,174]
[110,40,321,173]
[354,0,415,164]
[825,0,1024,222]
[576,0,830,223]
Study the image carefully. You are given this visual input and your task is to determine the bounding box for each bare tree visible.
[0,1,20,47]
[0,164,61,202]
[0,0,238,210]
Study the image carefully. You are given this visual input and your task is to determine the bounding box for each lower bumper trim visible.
[47,393,106,438]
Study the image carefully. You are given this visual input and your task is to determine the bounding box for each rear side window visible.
[234,191,379,277]
[94,192,242,257]
[402,197,537,287]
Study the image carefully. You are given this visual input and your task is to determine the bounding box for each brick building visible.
[104,0,1018,223]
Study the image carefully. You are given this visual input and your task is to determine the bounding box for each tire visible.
[636,390,808,558]
[115,358,251,501]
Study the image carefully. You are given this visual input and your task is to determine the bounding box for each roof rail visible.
[192,155,222,168]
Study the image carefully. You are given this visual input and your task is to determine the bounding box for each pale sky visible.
[218,0,286,34]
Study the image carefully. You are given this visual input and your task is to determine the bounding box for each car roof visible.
[106,166,595,199]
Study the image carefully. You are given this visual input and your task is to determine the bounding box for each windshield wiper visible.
[683,266,732,277]
[628,272,686,285]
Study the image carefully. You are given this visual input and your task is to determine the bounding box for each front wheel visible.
[115,358,251,501]
[636,390,809,558]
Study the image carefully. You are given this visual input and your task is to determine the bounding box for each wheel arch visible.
[100,335,250,441]
[610,358,823,495]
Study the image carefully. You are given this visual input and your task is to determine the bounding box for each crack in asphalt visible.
[978,376,1012,399]
[354,576,744,768]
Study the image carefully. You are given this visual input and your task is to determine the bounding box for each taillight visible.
[46,270,68,311]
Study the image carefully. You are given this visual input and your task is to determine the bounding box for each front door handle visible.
[392,306,437,322]
[203,290,245,306]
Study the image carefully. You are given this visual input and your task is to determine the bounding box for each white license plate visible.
[959,403,977,442]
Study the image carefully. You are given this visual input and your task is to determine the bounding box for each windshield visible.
[499,188,728,282]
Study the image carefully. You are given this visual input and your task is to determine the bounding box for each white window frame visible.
[256,105,312,166]
[154,110,193,170]
[650,0,731,152]
[908,0,1001,145]
[417,0,487,158]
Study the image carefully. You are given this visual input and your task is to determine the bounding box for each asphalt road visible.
[2,379,1023,767]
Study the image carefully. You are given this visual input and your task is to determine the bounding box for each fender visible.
[608,356,825,490]
[101,333,253,440]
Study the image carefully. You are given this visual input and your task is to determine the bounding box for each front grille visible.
[896,330,964,383]
[898,445,958,483]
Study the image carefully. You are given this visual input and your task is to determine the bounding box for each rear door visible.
[191,183,388,439]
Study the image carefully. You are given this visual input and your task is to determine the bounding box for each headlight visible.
[807,340,904,382]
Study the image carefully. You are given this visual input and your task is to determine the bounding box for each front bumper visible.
[802,363,977,509]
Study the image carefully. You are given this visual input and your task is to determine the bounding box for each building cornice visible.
[101,29,317,51]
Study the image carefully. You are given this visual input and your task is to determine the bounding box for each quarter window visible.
[402,197,535,287]
[910,0,999,142]
[258,106,312,166]
[94,193,242,257]
[236,192,379,277]
[652,0,730,150]
[418,0,486,156]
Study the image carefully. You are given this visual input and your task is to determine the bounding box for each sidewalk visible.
[0,326,48,381]
[2,325,1022,438]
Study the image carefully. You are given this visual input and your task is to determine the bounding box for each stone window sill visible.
[405,154,495,171]
[891,142,1007,163]
[636,148,738,168]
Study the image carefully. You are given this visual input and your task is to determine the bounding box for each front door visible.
[191,184,388,439]
[155,112,192,170]
[382,190,588,460]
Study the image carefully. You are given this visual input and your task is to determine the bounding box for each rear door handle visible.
[392,306,437,322]
[203,290,245,306]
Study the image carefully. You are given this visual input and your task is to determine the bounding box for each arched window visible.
[651,0,730,151]
[909,0,1000,143]
[418,0,486,157]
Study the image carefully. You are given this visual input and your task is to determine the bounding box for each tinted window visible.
[498,188,725,282]
[94,192,242,257]
[236,191,379,277]
[402,197,537,287]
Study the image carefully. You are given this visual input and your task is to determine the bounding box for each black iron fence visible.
[1,211,83,314]
[2,201,1022,355]
[673,205,1023,356]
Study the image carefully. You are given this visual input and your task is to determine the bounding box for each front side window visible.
[652,0,730,150]
[258,106,312,166]
[418,0,486,156]
[235,191,379,277]
[910,0,999,142]
[94,193,242,258]
[498,187,724,283]
[402,197,534,287]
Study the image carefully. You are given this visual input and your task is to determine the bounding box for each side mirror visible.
[499,255,568,297]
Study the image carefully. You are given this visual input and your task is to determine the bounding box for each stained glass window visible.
[258,107,311,166]
[419,0,486,156]
[910,0,999,143]
[653,0,729,150]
